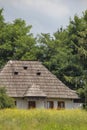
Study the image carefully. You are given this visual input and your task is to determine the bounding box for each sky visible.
[0,0,87,35]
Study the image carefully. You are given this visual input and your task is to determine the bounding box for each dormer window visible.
[36,70,41,76]
[23,66,28,70]
[14,71,18,75]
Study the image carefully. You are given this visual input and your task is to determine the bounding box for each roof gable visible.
[24,84,46,97]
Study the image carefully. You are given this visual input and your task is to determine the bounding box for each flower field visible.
[0,109,87,130]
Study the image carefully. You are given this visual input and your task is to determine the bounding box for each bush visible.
[0,87,15,109]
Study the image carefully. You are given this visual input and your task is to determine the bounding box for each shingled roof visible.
[0,60,79,99]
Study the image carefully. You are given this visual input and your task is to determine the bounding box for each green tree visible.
[37,11,87,103]
[0,9,37,68]
[1,8,87,106]
[37,29,76,88]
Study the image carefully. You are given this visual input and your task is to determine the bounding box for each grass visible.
[0,109,87,130]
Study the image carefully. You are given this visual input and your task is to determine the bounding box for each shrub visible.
[0,87,15,109]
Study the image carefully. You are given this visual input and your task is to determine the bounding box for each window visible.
[14,71,18,75]
[37,72,41,75]
[73,99,81,103]
[58,101,65,109]
[28,101,36,109]
[36,70,41,76]
[47,101,54,109]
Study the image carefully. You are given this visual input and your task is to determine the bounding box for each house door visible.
[58,101,65,109]
[28,101,36,109]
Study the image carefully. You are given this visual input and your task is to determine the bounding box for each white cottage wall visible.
[15,98,80,109]
[16,98,28,109]
[36,100,44,108]
[73,103,82,108]
[45,99,74,109]
[65,100,73,109]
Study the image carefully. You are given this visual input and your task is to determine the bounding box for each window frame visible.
[28,101,36,109]
[58,101,65,109]
[47,101,54,109]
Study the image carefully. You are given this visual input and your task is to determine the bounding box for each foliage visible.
[0,9,37,68]
[0,87,15,109]
[36,10,87,105]
[0,109,87,130]
[0,8,87,105]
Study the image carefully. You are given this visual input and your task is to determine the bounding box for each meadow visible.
[0,109,87,130]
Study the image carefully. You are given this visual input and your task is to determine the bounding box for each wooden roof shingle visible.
[24,84,46,97]
[0,60,79,99]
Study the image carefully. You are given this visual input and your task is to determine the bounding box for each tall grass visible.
[0,109,87,130]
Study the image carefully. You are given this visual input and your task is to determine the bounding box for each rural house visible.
[0,60,81,109]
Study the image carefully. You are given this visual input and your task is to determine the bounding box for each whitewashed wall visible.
[73,103,82,108]
[15,98,45,109]
[44,98,74,109]
[15,98,81,109]
[36,100,44,108]
[16,98,28,109]
[44,99,80,109]
[65,100,73,109]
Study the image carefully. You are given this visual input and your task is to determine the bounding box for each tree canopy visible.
[0,9,37,67]
[0,9,87,106]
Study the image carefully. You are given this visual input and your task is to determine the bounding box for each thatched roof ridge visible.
[0,60,79,99]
